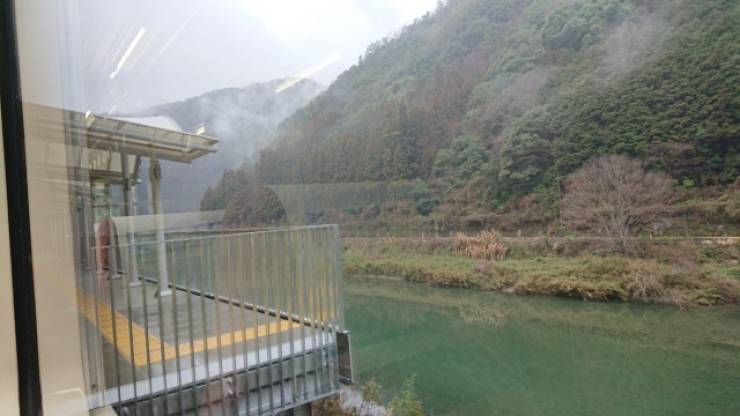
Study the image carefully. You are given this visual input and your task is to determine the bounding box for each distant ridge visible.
[135,78,324,212]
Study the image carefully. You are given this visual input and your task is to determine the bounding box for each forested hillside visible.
[138,79,323,212]
[256,0,739,211]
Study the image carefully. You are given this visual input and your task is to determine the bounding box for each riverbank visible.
[343,238,740,307]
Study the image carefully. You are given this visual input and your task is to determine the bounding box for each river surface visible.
[344,276,740,416]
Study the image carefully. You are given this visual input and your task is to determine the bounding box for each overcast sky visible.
[78,0,438,113]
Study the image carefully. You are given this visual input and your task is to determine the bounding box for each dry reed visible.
[453,230,508,261]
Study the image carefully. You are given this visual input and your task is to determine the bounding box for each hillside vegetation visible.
[256,0,739,217]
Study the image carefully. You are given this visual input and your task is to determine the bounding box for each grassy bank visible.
[343,238,740,307]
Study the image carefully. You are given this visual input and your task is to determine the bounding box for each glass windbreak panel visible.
[15,2,346,415]
[11,0,740,415]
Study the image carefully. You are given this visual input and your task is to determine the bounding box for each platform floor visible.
[80,278,337,411]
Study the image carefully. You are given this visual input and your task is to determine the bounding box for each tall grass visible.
[343,239,740,307]
[452,230,508,261]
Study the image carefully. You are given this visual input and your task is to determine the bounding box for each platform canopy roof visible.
[31,104,218,164]
[78,111,218,163]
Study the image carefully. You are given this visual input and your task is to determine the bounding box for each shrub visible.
[313,396,357,416]
[389,375,423,416]
[362,378,382,404]
[411,180,439,216]
[625,274,666,300]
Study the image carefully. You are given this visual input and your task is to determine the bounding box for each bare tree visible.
[562,155,674,249]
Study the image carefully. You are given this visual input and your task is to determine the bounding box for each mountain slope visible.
[138,79,324,212]
[256,0,739,207]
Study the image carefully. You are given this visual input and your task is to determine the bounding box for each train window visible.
[4,1,739,415]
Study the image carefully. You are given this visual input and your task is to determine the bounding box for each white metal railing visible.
[80,225,345,414]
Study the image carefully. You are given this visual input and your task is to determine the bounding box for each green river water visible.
[345,276,740,416]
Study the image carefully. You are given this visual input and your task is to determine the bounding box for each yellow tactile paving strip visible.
[79,291,302,367]
[179,320,302,357]
[79,291,177,367]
